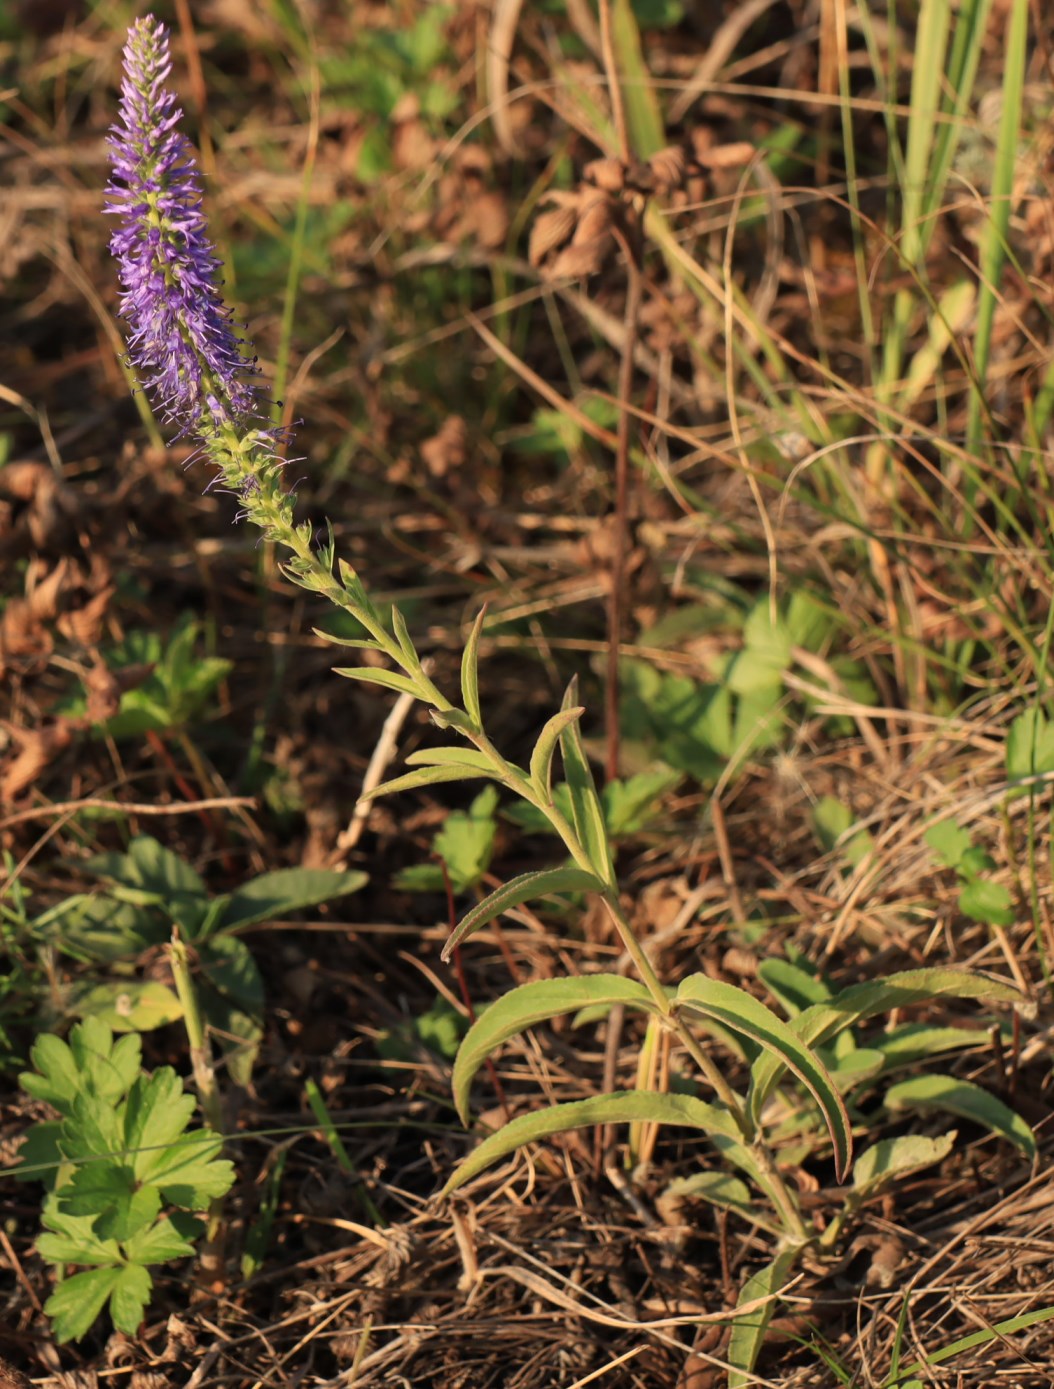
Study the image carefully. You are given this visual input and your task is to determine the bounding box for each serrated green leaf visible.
[108,1262,152,1335]
[452,975,658,1123]
[674,974,852,1180]
[21,1034,80,1113]
[727,1248,800,1388]
[124,1069,196,1174]
[44,1265,124,1343]
[460,606,487,727]
[750,968,1022,1120]
[924,818,973,869]
[440,867,604,962]
[529,707,585,800]
[852,1131,957,1199]
[366,764,493,799]
[334,666,422,696]
[441,1090,741,1197]
[885,1075,1035,1157]
[558,678,613,884]
[220,867,368,931]
[957,876,1014,926]
[138,1131,236,1207]
[37,1203,122,1267]
[122,1213,201,1265]
[61,1166,161,1242]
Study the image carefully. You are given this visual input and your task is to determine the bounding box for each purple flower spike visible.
[106,14,258,431]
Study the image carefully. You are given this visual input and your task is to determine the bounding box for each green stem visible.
[169,931,224,1137]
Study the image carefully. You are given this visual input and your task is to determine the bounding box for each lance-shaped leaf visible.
[851,1131,957,1201]
[749,967,1022,1123]
[530,706,585,800]
[365,764,494,800]
[451,975,658,1123]
[440,867,603,962]
[334,666,421,697]
[313,627,380,651]
[673,975,852,1180]
[460,606,487,727]
[391,604,422,674]
[558,678,613,884]
[885,1075,1035,1158]
[440,1090,742,1197]
[405,747,495,773]
[727,1248,800,1388]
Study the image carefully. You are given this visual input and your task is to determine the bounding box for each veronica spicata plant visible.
[102,16,1028,1380]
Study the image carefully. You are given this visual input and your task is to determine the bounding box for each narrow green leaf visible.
[441,1090,741,1197]
[334,666,421,696]
[852,1132,957,1199]
[391,604,421,673]
[452,975,658,1123]
[430,706,477,735]
[312,627,380,651]
[364,764,493,799]
[558,678,613,884]
[529,706,585,800]
[461,606,487,727]
[440,867,603,962]
[611,0,666,158]
[674,975,853,1180]
[750,968,1022,1119]
[887,1305,1054,1387]
[727,1248,800,1388]
[885,1075,1035,1157]
[405,747,494,772]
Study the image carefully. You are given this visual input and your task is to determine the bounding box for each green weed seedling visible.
[13,1017,234,1343]
[925,818,1014,928]
[38,835,366,1085]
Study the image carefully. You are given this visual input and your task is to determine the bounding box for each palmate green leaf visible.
[749,968,1022,1121]
[125,1069,196,1171]
[885,1075,1035,1158]
[37,1203,122,1267]
[441,1090,741,1197]
[137,1130,236,1207]
[440,867,604,962]
[727,1247,800,1389]
[558,679,614,884]
[451,975,659,1123]
[219,867,368,932]
[108,1262,152,1335]
[673,975,852,1180]
[123,1212,202,1265]
[852,1131,957,1200]
[460,606,487,727]
[44,1265,125,1344]
[529,706,585,800]
[367,763,493,798]
[60,1165,161,1242]
[21,1023,142,1114]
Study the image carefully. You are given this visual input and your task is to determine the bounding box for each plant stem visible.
[169,930,223,1136]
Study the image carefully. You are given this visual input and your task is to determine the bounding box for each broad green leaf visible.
[852,1131,957,1199]
[61,1165,161,1242]
[137,1130,236,1207]
[86,838,207,935]
[69,981,183,1033]
[750,968,1022,1120]
[124,1069,196,1172]
[873,1023,992,1070]
[758,959,830,1017]
[885,1075,1035,1158]
[440,867,604,962]
[37,1204,122,1267]
[44,1265,124,1343]
[812,796,875,867]
[727,1248,800,1387]
[433,785,500,892]
[452,975,658,1123]
[674,975,852,1179]
[366,764,493,798]
[601,769,681,835]
[957,876,1014,927]
[108,1262,152,1335]
[200,935,265,1015]
[924,819,973,869]
[559,678,613,884]
[405,747,494,772]
[21,1034,80,1112]
[334,666,421,696]
[460,606,487,727]
[611,0,665,157]
[1006,709,1054,788]
[10,1120,64,1187]
[529,706,585,800]
[830,1047,885,1092]
[441,1090,741,1197]
[663,1170,782,1235]
[220,867,368,931]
